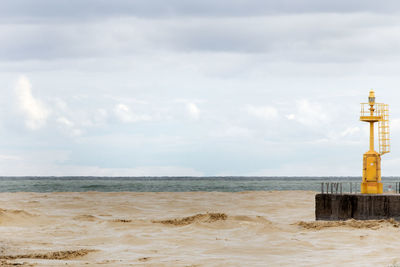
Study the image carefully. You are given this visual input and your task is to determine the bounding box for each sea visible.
[1,176,400,193]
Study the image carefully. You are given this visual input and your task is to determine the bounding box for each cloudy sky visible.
[1,0,400,176]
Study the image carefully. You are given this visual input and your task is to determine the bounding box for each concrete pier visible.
[315,193,400,220]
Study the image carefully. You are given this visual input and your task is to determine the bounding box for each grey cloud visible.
[0,20,150,60]
[1,0,400,21]
[2,13,398,62]
[159,13,400,61]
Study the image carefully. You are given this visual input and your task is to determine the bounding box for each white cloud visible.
[114,103,151,123]
[114,104,133,122]
[15,76,50,130]
[0,154,21,161]
[92,108,109,125]
[246,105,278,120]
[57,116,74,127]
[54,98,68,111]
[381,157,400,176]
[0,157,203,176]
[286,114,296,120]
[341,127,360,137]
[390,118,400,133]
[210,126,253,138]
[247,161,359,176]
[56,116,83,136]
[289,99,328,126]
[186,102,200,120]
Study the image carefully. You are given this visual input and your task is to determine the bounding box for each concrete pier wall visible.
[315,194,400,220]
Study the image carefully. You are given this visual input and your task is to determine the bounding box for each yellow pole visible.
[370,122,374,152]
[369,98,375,152]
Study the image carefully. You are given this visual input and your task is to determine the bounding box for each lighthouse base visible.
[316,194,400,221]
[361,181,383,194]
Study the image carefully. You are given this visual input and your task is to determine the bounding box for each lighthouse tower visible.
[315,92,393,220]
[360,90,390,194]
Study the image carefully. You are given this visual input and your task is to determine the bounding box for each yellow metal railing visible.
[360,103,390,155]
[360,103,383,117]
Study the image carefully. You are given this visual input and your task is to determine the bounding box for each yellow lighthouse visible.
[360,90,390,194]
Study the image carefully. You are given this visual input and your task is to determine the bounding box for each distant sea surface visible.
[1,176,400,192]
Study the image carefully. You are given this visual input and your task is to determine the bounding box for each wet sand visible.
[0,191,399,266]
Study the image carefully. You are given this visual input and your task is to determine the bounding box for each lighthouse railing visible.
[360,102,384,117]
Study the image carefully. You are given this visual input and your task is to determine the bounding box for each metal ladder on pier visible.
[377,103,390,155]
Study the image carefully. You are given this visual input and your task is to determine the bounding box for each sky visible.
[1,0,400,176]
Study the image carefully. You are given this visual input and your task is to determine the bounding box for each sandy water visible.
[0,191,399,266]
